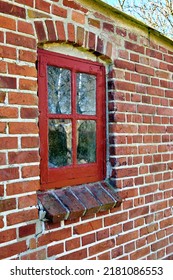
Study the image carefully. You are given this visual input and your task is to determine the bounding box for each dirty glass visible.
[48,119,72,167]
[77,120,96,164]
[47,66,71,114]
[77,73,96,115]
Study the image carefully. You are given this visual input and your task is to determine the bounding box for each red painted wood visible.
[38,48,106,189]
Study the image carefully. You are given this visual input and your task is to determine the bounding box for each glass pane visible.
[77,73,96,115]
[77,120,96,164]
[49,119,72,168]
[47,66,71,114]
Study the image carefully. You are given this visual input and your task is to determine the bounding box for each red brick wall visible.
[0,0,173,260]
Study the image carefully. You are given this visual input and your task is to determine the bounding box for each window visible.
[38,49,106,189]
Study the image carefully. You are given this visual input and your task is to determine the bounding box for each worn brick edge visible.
[37,182,122,223]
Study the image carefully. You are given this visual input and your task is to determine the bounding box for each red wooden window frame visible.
[38,49,106,190]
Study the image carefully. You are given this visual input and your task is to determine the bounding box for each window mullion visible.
[72,70,77,165]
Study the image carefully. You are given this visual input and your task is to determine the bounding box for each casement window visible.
[38,49,106,190]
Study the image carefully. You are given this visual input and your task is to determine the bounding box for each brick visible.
[0,241,27,260]
[160,217,173,229]
[116,27,127,37]
[67,23,75,42]
[112,246,123,258]
[103,22,114,33]
[88,18,100,29]
[96,37,103,53]
[74,219,102,235]
[0,198,16,213]
[0,137,18,150]
[54,188,85,220]
[116,230,138,245]
[21,137,39,148]
[0,1,26,18]
[151,238,169,251]
[71,185,100,215]
[130,246,150,260]
[63,0,88,13]
[38,192,68,223]
[114,59,135,71]
[7,208,38,226]
[6,32,36,49]
[48,243,64,257]
[0,107,18,119]
[0,229,16,243]
[21,249,46,260]
[9,92,38,105]
[16,0,34,7]
[116,81,135,92]
[136,64,154,76]
[0,168,19,181]
[18,20,34,35]
[98,251,111,260]
[106,41,112,58]
[34,21,47,42]
[9,122,38,134]
[22,165,40,178]
[19,224,36,238]
[0,216,4,228]
[96,228,109,240]
[0,30,4,42]
[104,212,127,227]
[8,151,39,164]
[19,50,37,63]
[0,185,4,196]
[35,0,50,13]
[89,239,115,256]
[0,61,7,73]
[18,194,37,208]
[8,64,37,77]
[77,26,84,46]
[124,242,135,253]
[0,15,16,30]
[21,108,38,119]
[125,41,144,54]
[46,20,57,41]
[0,76,16,89]
[87,183,116,211]
[0,92,6,103]
[65,237,80,251]
[57,249,87,260]
[88,32,95,50]
[38,227,71,247]
[19,78,37,91]
[72,11,85,24]
[129,206,149,219]
[82,233,95,246]
[0,153,6,165]
[52,5,67,18]
[7,180,40,195]
[56,21,66,41]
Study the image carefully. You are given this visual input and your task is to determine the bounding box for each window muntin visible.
[38,49,106,189]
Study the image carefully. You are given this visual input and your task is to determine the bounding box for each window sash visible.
[38,49,106,189]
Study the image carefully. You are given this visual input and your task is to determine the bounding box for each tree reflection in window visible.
[77,73,96,115]
[49,119,72,167]
[77,120,96,164]
[47,66,71,114]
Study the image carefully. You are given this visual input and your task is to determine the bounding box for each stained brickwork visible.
[0,0,173,260]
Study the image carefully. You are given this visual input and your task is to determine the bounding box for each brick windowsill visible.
[37,181,122,223]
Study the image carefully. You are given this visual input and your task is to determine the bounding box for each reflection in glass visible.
[77,73,96,115]
[47,66,71,114]
[77,120,96,164]
[49,119,72,167]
